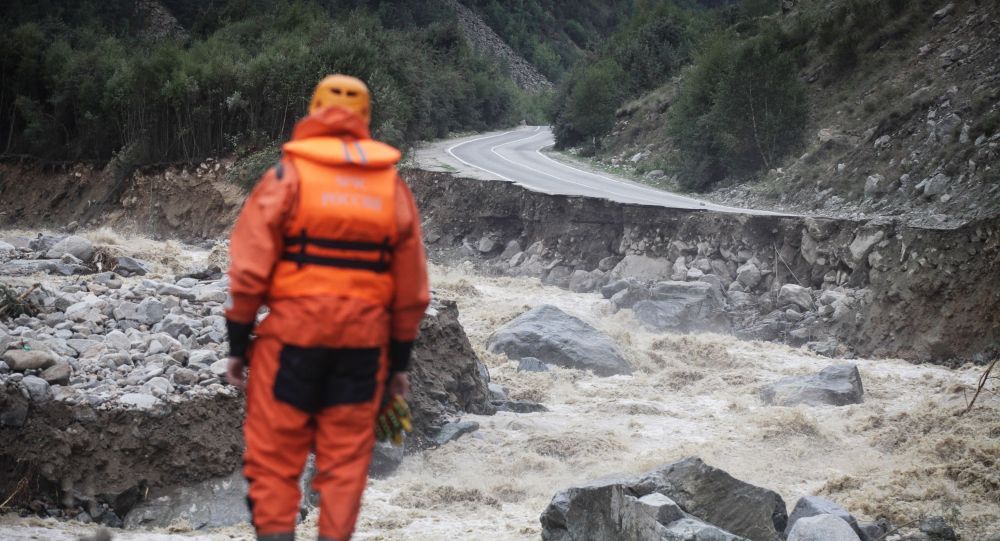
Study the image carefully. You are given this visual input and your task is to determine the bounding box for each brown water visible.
[1,243,997,540]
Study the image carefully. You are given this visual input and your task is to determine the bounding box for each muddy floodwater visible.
[1,238,998,540]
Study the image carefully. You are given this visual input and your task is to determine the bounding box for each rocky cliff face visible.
[408,169,999,364]
[442,0,553,92]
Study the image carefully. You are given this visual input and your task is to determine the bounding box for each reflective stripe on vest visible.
[269,155,399,304]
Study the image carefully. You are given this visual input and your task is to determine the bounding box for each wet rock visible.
[45,235,94,262]
[40,362,72,385]
[601,279,632,299]
[919,516,958,540]
[3,349,59,371]
[597,256,620,272]
[517,357,549,372]
[487,382,507,401]
[785,496,865,539]
[633,281,729,334]
[433,420,479,445]
[22,375,52,402]
[777,284,814,311]
[408,299,494,442]
[370,442,405,479]
[543,266,574,288]
[541,457,785,541]
[568,270,600,293]
[487,305,631,376]
[786,514,860,541]
[114,256,150,277]
[493,399,548,413]
[125,470,248,530]
[761,364,864,407]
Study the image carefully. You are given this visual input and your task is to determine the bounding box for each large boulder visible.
[487,305,631,376]
[3,349,59,371]
[777,284,814,311]
[44,235,95,262]
[124,470,249,530]
[786,514,861,541]
[409,299,494,444]
[632,281,730,333]
[785,496,866,540]
[541,457,786,541]
[761,364,864,407]
[609,255,673,282]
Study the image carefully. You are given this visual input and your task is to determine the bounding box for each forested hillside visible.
[0,0,538,172]
[548,0,1000,224]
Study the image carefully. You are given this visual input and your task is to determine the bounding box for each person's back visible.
[224,75,430,541]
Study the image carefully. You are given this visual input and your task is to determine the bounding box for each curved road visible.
[425,126,776,214]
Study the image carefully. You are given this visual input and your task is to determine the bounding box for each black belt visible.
[283,229,392,273]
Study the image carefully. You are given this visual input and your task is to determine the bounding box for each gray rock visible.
[597,256,620,273]
[188,349,219,367]
[863,174,894,198]
[105,330,131,352]
[0,361,8,374]
[919,516,957,541]
[786,515,860,541]
[126,363,165,385]
[500,240,522,260]
[209,358,229,377]
[40,362,72,385]
[143,376,174,396]
[493,400,548,413]
[543,266,574,288]
[486,305,631,376]
[28,234,62,252]
[45,235,94,262]
[175,277,199,288]
[115,256,150,277]
[119,392,162,411]
[0,387,29,427]
[785,496,864,539]
[569,270,600,293]
[370,441,405,479]
[487,382,507,401]
[610,255,672,282]
[611,284,651,311]
[633,281,729,333]
[22,375,52,402]
[0,259,87,276]
[157,283,195,300]
[858,521,888,541]
[848,230,884,266]
[477,236,498,253]
[736,262,762,289]
[433,420,480,445]
[3,349,59,371]
[777,285,814,311]
[125,470,248,529]
[761,364,864,407]
[932,2,954,20]
[541,457,783,541]
[601,279,632,299]
[518,357,549,372]
[922,173,950,197]
[172,367,199,386]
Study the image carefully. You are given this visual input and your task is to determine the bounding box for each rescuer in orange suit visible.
[223,74,430,541]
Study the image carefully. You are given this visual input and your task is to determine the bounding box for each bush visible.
[669,30,809,191]
[551,59,626,148]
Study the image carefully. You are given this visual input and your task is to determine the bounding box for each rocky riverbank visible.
[0,230,494,529]
[408,169,1000,364]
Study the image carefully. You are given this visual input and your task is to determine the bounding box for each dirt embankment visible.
[407,169,1000,364]
[0,162,243,240]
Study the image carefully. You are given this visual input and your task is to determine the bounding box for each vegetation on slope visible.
[0,0,533,171]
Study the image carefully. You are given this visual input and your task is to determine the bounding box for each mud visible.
[0,387,244,513]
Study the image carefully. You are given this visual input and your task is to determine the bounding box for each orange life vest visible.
[269,136,403,306]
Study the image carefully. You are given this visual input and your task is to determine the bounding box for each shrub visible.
[669,30,809,191]
[552,59,626,148]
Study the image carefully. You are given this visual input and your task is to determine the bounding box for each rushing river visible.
[1,233,997,540]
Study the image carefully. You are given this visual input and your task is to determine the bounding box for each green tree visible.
[552,59,626,149]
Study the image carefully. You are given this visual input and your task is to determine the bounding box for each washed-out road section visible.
[414,126,782,215]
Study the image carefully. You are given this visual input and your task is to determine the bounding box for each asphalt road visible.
[439,126,772,214]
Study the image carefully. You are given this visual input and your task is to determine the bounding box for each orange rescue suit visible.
[225,107,430,541]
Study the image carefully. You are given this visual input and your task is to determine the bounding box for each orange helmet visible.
[309,75,371,125]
